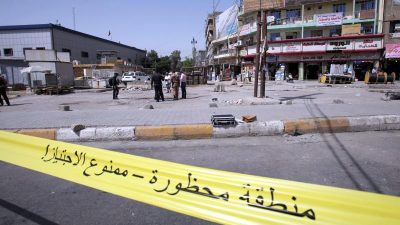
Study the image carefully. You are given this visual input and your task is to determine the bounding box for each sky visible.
[1,0,236,58]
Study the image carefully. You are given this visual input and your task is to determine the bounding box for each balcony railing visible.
[355,10,375,19]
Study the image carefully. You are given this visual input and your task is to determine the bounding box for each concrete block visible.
[249,121,284,136]
[174,124,213,139]
[79,128,97,141]
[380,115,400,130]
[347,116,382,132]
[94,127,134,141]
[285,117,349,134]
[213,124,250,138]
[56,128,80,141]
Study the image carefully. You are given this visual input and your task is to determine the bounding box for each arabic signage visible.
[268,43,282,54]
[216,5,239,39]
[282,42,301,53]
[239,22,257,36]
[386,44,400,58]
[353,38,382,50]
[315,13,343,26]
[302,41,326,52]
[326,40,353,51]
[274,52,381,62]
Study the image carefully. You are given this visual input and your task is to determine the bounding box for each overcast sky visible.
[1,0,236,58]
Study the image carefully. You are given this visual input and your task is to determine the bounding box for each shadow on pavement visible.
[0,198,58,225]
[304,99,382,193]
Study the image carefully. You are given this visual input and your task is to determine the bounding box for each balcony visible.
[355,10,375,19]
[214,49,237,59]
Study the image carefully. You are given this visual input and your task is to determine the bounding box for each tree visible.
[145,50,159,68]
[169,50,181,72]
[181,57,194,68]
[155,56,171,74]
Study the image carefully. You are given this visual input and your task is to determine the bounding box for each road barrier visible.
[1,131,400,225]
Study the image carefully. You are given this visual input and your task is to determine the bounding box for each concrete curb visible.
[2,115,400,141]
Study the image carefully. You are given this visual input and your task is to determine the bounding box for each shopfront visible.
[384,44,400,80]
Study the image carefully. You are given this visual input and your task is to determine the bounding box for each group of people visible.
[110,71,187,102]
[0,75,10,106]
[151,72,186,102]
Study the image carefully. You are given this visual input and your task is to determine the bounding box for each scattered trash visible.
[231,79,237,85]
[209,102,218,108]
[242,115,257,123]
[212,98,218,102]
[143,104,154,109]
[71,124,85,133]
[333,99,345,104]
[386,92,400,100]
[239,84,243,87]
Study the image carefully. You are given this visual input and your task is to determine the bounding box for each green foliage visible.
[182,57,194,68]
[155,56,171,74]
[170,50,181,72]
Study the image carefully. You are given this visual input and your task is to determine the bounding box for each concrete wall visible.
[52,28,146,65]
[383,0,400,44]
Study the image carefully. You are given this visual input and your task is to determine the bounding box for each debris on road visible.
[242,115,257,123]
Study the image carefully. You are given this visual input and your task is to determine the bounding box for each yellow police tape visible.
[1,130,400,225]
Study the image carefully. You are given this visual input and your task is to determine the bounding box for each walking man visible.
[0,75,10,106]
[151,73,164,102]
[111,73,120,100]
[171,72,180,100]
[180,72,187,99]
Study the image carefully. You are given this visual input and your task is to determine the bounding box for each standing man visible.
[180,72,187,99]
[151,73,164,102]
[0,75,10,106]
[112,73,120,100]
[171,72,180,100]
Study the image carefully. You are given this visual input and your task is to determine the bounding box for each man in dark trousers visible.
[0,75,10,106]
[112,73,120,100]
[151,73,164,102]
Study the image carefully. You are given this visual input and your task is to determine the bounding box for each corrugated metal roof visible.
[0,23,146,53]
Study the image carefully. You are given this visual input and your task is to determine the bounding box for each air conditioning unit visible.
[395,23,400,32]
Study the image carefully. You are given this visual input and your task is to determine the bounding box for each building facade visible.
[382,0,400,76]
[206,0,396,81]
[0,24,146,85]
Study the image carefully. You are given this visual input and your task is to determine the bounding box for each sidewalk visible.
[1,81,400,140]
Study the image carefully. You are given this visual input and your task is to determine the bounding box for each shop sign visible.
[239,24,251,36]
[282,42,301,52]
[315,13,343,26]
[268,43,282,54]
[342,24,361,36]
[302,41,326,52]
[277,52,380,62]
[326,40,353,51]
[390,33,400,38]
[386,44,400,58]
[354,38,382,50]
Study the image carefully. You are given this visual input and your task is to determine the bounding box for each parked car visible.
[121,72,150,83]
[121,72,136,82]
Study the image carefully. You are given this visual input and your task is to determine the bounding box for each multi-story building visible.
[382,0,400,76]
[237,0,385,80]
[0,24,146,85]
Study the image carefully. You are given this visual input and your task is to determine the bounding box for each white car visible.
[121,72,150,83]
[121,72,136,82]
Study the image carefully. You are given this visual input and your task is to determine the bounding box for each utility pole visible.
[72,7,76,30]
[191,37,197,66]
[260,10,268,98]
[253,5,262,97]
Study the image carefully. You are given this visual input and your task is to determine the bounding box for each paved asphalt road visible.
[1,131,399,225]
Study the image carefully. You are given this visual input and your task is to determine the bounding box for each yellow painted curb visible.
[16,129,57,140]
[174,124,213,139]
[284,117,350,134]
[135,124,213,140]
[135,126,174,140]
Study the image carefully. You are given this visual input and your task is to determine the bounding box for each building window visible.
[4,48,13,56]
[36,47,45,50]
[361,24,373,34]
[310,30,323,37]
[81,51,89,58]
[286,9,301,24]
[270,33,281,41]
[271,10,281,20]
[330,29,341,37]
[333,3,346,14]
[286,32,298,39]
[62,48,71,53]
[23,48,32,55]
[389,20,400,33]
[356,0,375,11]
[96,53,101,60]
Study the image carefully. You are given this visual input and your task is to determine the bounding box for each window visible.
[361,24,373,34]
[271,10,281,20]
[310,30,323,37]
[389,21,400,33]
[356,0,375,11]
[4,48,13,56]
[333,3,346,13]
[270,33,281,41]
[286,9,301,19]
[96,53,101,60]
[23,48,32,55]
[62,48,71,53]
[36,47,45,50]
[286,32,298,39]
[128,58,132,63]
[81,51,89,58]
[330,29,342,37]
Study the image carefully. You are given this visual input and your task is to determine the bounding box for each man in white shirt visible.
[180,72,187,99]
